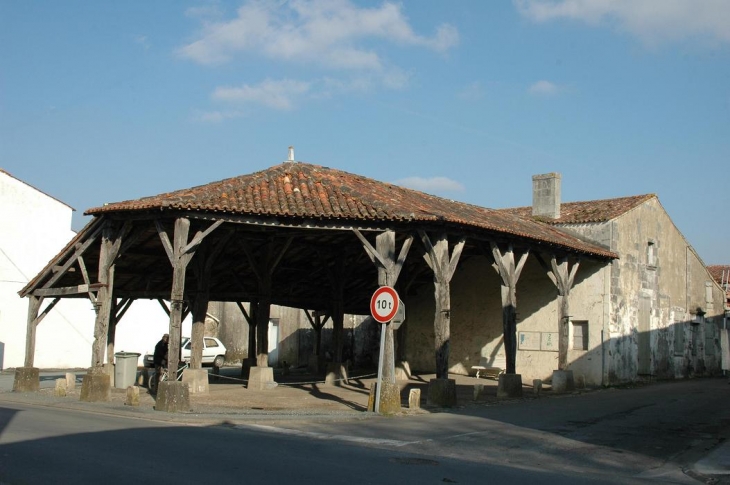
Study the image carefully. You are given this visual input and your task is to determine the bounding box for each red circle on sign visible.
[370,286,399,323]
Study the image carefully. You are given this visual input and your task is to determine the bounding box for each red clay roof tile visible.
[85,162,616,258]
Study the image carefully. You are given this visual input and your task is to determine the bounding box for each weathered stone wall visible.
[564,198,725,384]
[404,253,608,386]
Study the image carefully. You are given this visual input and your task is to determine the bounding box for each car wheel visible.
[213,355,224,368]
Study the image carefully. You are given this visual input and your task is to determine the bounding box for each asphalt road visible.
[0,377,728,484]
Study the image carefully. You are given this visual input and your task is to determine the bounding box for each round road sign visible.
[370,286,400,323]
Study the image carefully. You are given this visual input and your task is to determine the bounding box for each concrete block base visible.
[367,383,377,412]
[497,373,523,398]
[378,381,402,415]
[473,383,485,401]
[65,372,76,391]
[325,362,348,386]
[182,368,209,394]
[408,388,421,409]
[54,378,67,397]
[427,378,457,408]
[247,366,278,390]
[126,386,140,406]
[13,367,39,392]
[395,361,412,381]
[155,381,190,413]
[80,368,111,402]
[533,379,542,395]
[551,370,575,394]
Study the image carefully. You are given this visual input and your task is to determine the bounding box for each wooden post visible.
[535,254,580,371]
[353,228,412,413]
[190,232,230,369]
[490,243,529,375]
[23,296,42,368]
[240,237,291,368]
[420,231,465,379]
[91,223,116,368]
[166,218,191,378]
[106,295,118,366]
[256,292,272,367]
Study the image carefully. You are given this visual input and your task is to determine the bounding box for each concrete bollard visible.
[54,378,67,397]
[533,379,542,395]
[408,388,421,409]
[367,383,377,412]
[126,386,140,406]
[473,383,484,401]
[65,373,76,391]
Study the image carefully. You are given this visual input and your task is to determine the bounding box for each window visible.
[647,240,657,268]
[204,338,219,348]
[572,321,588,350]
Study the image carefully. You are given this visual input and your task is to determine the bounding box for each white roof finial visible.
[287,146,295,162]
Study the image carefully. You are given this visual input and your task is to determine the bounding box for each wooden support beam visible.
[419,231,465,379]
[33,284,90,297]
[534,253,581,370]
[489,243,529,375]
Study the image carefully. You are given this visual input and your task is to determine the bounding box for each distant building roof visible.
[500,194,656,224]
[708,265,730,287]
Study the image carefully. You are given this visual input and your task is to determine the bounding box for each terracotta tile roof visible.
[500,194,656,224]
[708,265,730,286]
[85,162,615,259]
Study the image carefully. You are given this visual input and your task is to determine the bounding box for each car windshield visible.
[181,337,190,346]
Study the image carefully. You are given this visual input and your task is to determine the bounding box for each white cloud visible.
[212,79,311,110]
[177,0,459,71]
[458,81,485,101]
[395,176,465,193]
[528,80,559,95]
[515,0,730,46]
[195,110,245,123]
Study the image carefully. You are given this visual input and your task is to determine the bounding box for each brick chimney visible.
[532,173,561,219]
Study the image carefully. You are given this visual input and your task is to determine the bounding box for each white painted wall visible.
[0,170,185,369]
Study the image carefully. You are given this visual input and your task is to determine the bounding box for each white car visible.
[143,336,226,368]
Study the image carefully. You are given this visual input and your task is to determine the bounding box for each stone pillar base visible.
[394,361,412,381]
[182,368,209,394]
[551,370,575,394]
[497,373,523,398]
[247,366,277,390]
[427,378,457,408]
[325,362,348,386]
[155,381,190,413]
[378,381,402,415]
[13,367,39,392]
[408,388,421,409]
[80,368,111,402]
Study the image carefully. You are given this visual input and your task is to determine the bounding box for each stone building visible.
[404,174,726,386]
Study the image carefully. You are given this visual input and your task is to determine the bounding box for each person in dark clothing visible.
[152,333,169,391]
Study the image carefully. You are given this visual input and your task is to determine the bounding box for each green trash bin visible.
[114,352,141,389]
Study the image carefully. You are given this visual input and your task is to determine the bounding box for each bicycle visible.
[150,361,189,393]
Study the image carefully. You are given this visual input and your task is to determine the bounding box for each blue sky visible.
[1,1,728,264]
